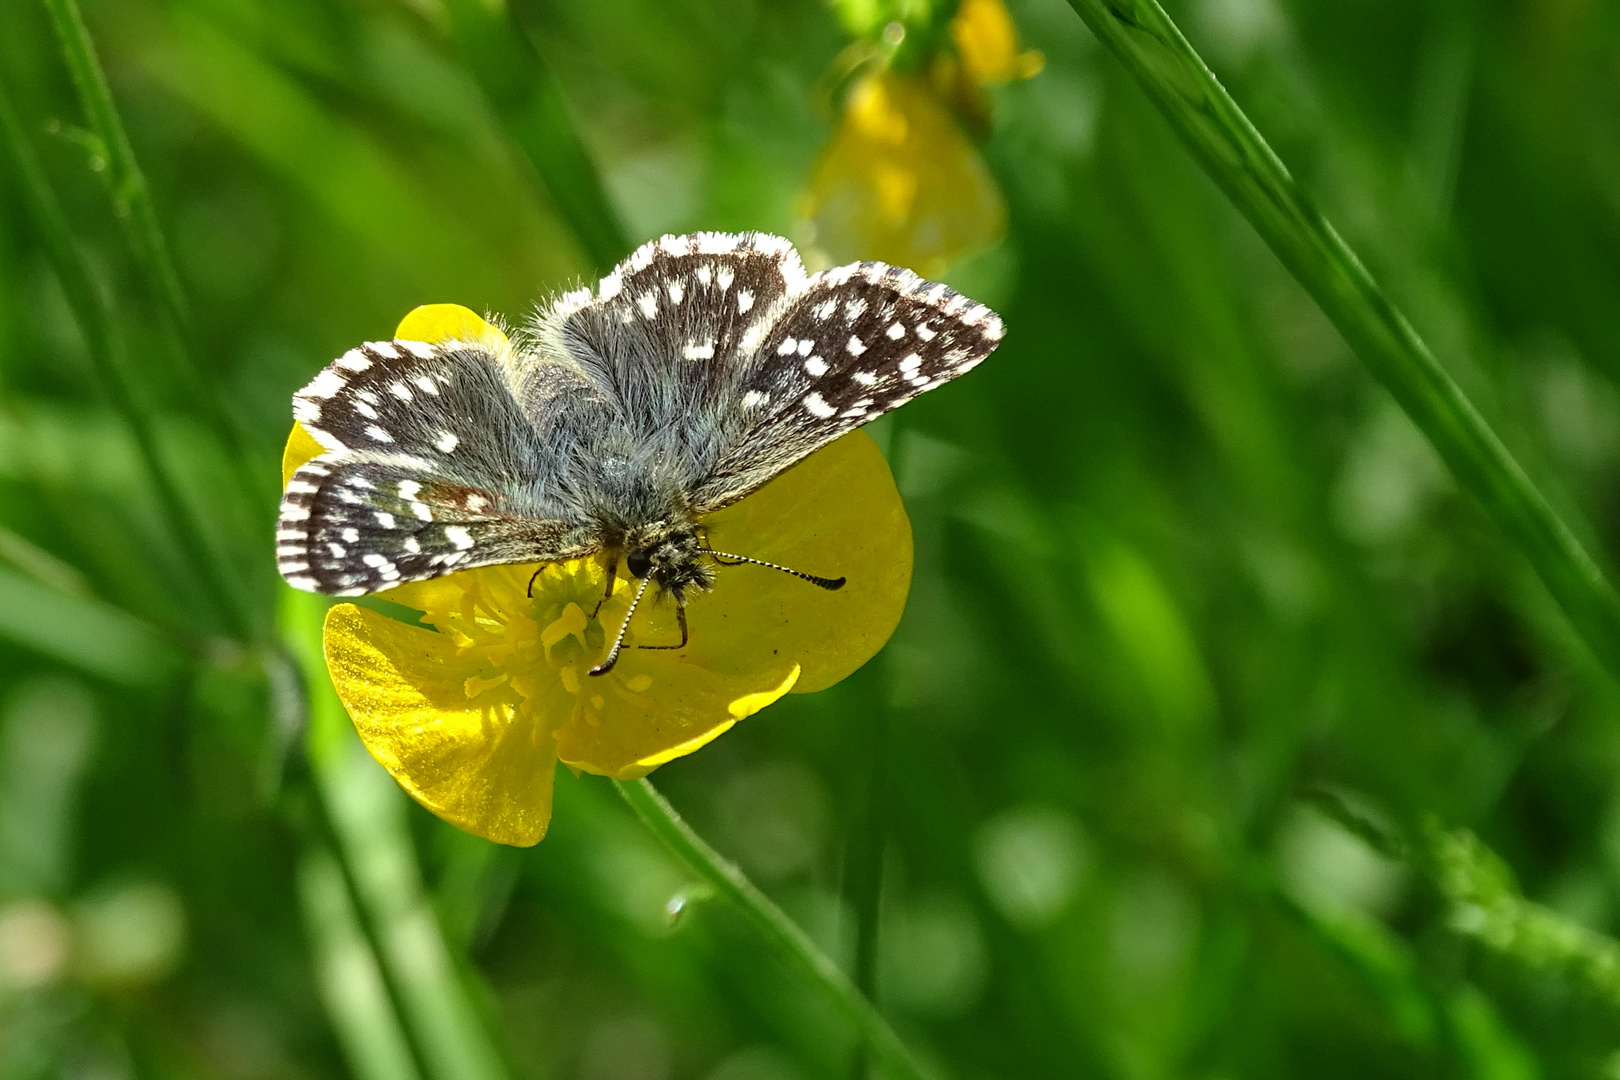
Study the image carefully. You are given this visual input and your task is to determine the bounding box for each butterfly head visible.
[622,525,715,600]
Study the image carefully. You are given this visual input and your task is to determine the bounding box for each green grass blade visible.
[299,844,429,1080]
[615,777,935,1080]
[0,566,181,687]
[39,0,260,487]
[438,0,632,271]
[1060,0,1620,678]
[0,74,253,640]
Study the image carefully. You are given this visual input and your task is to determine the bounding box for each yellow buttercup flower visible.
[800,0,1039,276]
[801,70,1005,278]
[285,305,913,846]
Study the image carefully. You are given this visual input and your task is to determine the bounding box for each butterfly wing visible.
[690,261,1005,511]
[516,232,809,443]
[277,339,594,595]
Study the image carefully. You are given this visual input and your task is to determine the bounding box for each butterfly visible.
[277,232,1004,673]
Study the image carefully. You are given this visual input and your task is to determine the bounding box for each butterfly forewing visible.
[693,261,1004,510]
[278,338,588,594]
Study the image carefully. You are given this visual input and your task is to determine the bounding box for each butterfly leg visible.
[636,602,689,651]
[591,560,618,617]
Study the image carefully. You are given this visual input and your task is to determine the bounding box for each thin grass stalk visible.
[0,76,253,640]
[299,842,430,1080]
[842,701,890,1080]
[1061,0,1620,678]
[615,778,933,1080]
[435,0,631,272]
[41,0,267,503]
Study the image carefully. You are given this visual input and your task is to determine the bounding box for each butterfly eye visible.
[626,549,654,578]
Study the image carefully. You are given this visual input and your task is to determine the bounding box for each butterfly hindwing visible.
[693,261,1004,510]
[278,338,590,594]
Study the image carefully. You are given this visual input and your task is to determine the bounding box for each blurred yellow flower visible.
[949,0,1045,87]
[285,305,913,846]
[800,0,1040,276]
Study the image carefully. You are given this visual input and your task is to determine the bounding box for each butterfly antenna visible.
[589,575,652,676]
[702,550,845,591]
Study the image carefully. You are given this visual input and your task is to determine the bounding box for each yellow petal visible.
[555,662,802,781]
[323,603,558,846]
[800,72,1006,277]
[699,429,911,695]
[282,422,325,488]
[393,303,509,349]
[951,0,1045,86]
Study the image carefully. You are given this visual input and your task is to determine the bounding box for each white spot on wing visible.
[899,353,922,376]
[696,265,713,286]
[414,375,439,395]
[398,480,421,500]
[636,292,658,319]
[364,424,393,443]
[797,339,814,357]
[444,526,475,550]
[803,392,836,418]
[683,340,715,361]
[886,322,906,340]
[852,370,878,386]
[737,288,754,313]
[400,340,435,359]
[778,337,798,356]
[804,356,828,377]
[813,299,837,320]
[375,511,396,528]
[556,287,592,315]
[742,390,769,408]
[696,233,739,255]
[847,336,867,356]
[336,349,371,372]
[389,382,413,402]
[668,280,685,304]
[435,431,459,453]
[305,370,346,399]
[717,265,735,290]
[599,271,623,300]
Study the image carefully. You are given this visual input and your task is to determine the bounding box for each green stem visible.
[614,778,932,1080]
[1062,0,1620,677]
[41,0,265,501]
[842,704,890,1080]
[0,75,252,640]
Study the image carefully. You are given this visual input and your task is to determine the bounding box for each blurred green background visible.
[4,0,1620,1077]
